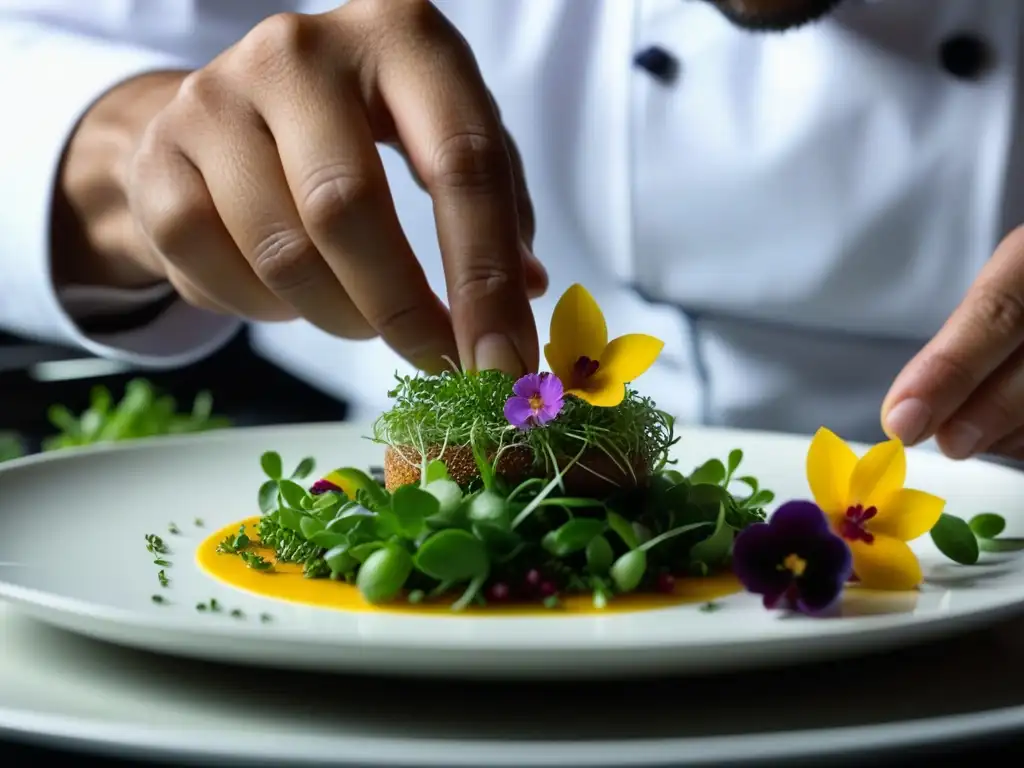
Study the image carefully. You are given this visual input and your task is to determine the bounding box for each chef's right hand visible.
[64,0,544,374]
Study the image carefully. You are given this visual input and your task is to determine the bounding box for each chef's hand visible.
[59,0,544,374]
[882,227,1024,459]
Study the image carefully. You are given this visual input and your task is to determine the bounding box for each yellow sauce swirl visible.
[197,517,740,616]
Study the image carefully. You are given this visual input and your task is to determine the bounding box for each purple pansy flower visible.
[504,373,565,430]
[732,500,853,616]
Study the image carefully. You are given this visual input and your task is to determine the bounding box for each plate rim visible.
[0,689,1021,767]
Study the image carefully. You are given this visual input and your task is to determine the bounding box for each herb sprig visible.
[931,511,1024,565]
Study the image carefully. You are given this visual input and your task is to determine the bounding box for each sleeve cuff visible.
[0,19,236,366]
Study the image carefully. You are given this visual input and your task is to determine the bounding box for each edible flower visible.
[310,478,342,495]
[544,284,664,407]
[806,427,945,591]
[732,500,853,615]
[504,372,565,430]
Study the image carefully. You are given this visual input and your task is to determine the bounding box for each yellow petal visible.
[806,427,858,516]
[565,378,627,407]
[870,488,945,542]
[545,284,608,376]
[322,470,360,499]
[848,535,922,590]
[598,334,664,384]
[848,439,906,509]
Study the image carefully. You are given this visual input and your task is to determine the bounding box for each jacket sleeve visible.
[0,13,240,367]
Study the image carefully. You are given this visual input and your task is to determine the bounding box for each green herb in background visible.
[0,379,230,464]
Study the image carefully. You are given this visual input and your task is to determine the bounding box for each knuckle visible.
[980,386,1019,428]
[145,191,218,258]
[367,302,422,335]
[251,228,321,293]
[968,285,1024,340]
[299,165,376,235]
[450,262,514,304]
[426,130,509,191]
[350,0,435,26]
[174,69,225,117]
[236,12,317,70]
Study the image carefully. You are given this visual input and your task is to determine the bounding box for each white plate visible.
[5,600,1024,766]
[1,422,1024,680]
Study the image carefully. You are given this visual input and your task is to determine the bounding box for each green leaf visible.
[276,505,303,533]
[261,451,283,480]
[660,470,686,485]
[350,542,385,563]
[930,513,980,565]
[639,521,714,553]
[258,480,279,514]
[471,522,521,556]
[314,491,343,509]
[610,549,647,593]
[969,513,1006,540]
[606,510,639,550]
[414,529,490,582]
[424,479,464,525]
[278,479,308,510]
[299,496,314,511]
[466,489,510,528]
[688,502,734,568]
[299,515,325,540]
[542,518,606,557]
[324,545,358,575]
[291,457,316,480]
[309,530,348,550]
[585,535,615,575]
[391,485,438,539]
[689,459,725,486]
[978,537,1024,553]
[357,545,413,603]
[424,459,452,484]
[734,476,759,494]
[743,489,775,509]
[727,449,743,475]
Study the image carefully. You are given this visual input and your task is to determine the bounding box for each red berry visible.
[539,581,557,597]
[657,573,676,593]
[525,569,542,587]
[487,583,510,602]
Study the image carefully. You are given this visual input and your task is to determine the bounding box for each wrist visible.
[52,70,189,289]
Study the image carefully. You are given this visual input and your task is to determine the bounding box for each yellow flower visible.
[806,427,945,591]
[543,284,664,407]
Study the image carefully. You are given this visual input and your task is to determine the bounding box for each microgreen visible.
[168,522,180,535]
[194,518,204,527]
[227,442,775,611]
[153,558,171,567]
[151,595,166,604]
[931,511,1024,564]
[157,569,169,587]
[372,370,676,480]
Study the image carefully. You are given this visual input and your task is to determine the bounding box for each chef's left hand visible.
[882,227,1024,460]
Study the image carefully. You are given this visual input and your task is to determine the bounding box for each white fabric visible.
[0,0,1018,434]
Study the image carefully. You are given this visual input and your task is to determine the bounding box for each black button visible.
[634,46,679,83]
[939,33,991,80]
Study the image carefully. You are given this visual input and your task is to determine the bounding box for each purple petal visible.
[731,523,792,598]
[310,479,342,495]
[794,533,853,614]
[512,373,543,399]
[504,396,536,429]
[537,373,564,403]
[768,500,830,538]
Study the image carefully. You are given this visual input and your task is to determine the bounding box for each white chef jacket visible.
[0,0,1017,441]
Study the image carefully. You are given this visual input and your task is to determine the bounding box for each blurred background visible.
[0,328,348,462]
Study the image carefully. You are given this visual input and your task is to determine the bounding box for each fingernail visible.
[474,333,525,375]
[943,420,983,459]
[883,398,931,444]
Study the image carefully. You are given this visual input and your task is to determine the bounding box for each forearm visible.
[53,70,188,290]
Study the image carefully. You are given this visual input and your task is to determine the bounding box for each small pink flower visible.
[504,373,564,430]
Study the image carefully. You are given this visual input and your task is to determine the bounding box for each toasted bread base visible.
[383,444,648,496]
